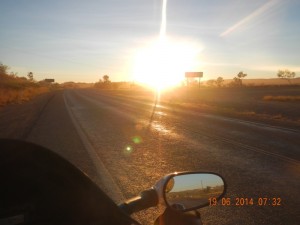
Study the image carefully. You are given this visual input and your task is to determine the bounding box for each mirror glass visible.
[164,173,224,211]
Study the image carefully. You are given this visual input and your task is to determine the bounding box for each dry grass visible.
[263,95,300,102]
[0,66,53,106]
[0,87,49,106]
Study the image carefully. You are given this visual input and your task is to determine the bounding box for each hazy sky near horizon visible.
[0,0,299,83]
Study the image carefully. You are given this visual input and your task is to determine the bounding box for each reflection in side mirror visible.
[164,172,225,211]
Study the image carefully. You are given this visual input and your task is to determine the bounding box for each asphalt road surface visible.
[0,89,299,225]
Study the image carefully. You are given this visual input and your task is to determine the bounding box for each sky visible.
[0,0,299,84]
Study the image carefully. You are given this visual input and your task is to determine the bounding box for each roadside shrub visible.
[0,63,50,106]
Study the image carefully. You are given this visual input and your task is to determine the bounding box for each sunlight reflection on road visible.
[154,104,166,109]
[155,111,167,116]
[151,121,170,134]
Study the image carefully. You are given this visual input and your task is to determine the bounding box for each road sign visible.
[185,72,203,78]
[44,79,55,83]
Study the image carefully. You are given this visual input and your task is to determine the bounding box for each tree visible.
[233,77,242,87]
[237,71,247,80]
[206,79,216,87]
[231,71,247,87]
[10,72,18,78]
[216,77,224,87]
[277,69,296,84]
[0,63,9,77]
[94,75,111,89]
[103,75,110,83]
[27,72,34,82]
[0,63,19,79]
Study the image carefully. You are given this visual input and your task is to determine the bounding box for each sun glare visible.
[133,0,202,91]
[133,38,201,91]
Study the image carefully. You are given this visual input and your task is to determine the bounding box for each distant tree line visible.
[205,69,297,88]
[94,75,129,89]
[0,63,37,89]
[206,77,225,87]
[0,62,59,90]
[205,71,246,88]
[0,63,58,106]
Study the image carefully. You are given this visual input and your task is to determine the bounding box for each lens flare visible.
[160,0,167,40]
[132,136,142,144]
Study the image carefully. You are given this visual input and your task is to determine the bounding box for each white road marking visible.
[63,91,124,203]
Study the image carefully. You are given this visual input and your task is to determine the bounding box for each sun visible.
[133,38,201,91]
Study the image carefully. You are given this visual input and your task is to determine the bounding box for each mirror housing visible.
[163,172,226,212]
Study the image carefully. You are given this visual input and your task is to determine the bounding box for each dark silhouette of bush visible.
[229,72,247,87]
[277,69,296,84]
[94,75,112,89]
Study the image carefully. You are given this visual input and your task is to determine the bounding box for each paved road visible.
[0,89,299,225]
